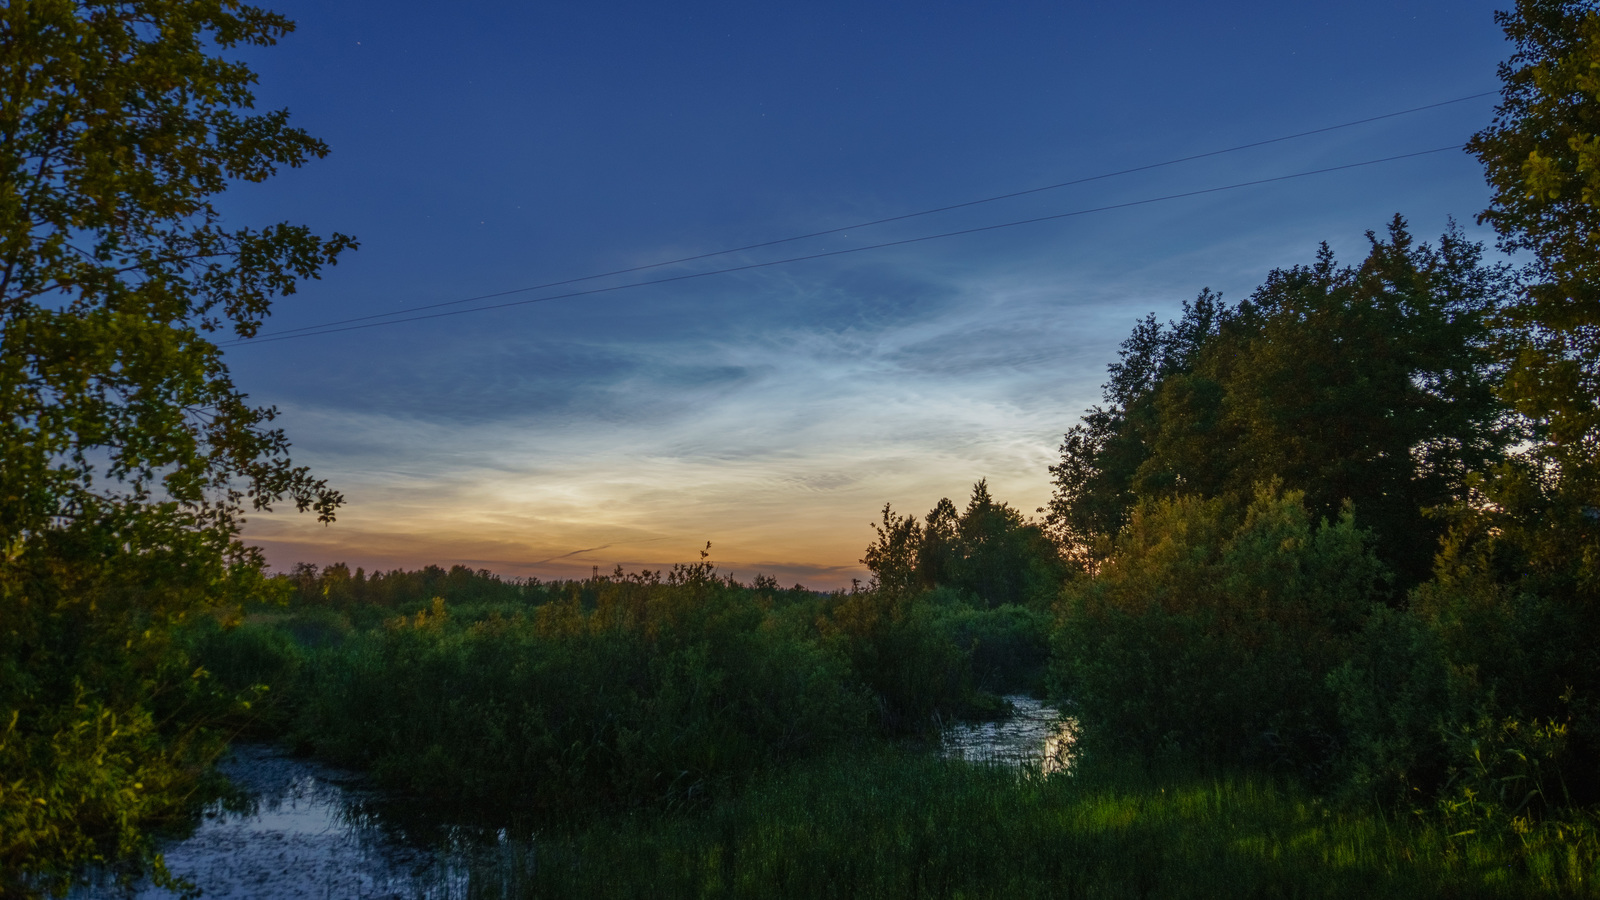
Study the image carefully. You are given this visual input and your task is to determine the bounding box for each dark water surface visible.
[71,697,1070,898]
[938,695,1076,773]
[69,745,520,899]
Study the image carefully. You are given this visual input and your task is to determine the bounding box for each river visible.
[70,696,1073,899]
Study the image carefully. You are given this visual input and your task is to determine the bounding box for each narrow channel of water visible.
[70,696,1071,898]
[939,694,1076,773]
[68,745,510,899]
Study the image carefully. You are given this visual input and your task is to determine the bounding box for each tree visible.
[1048,222,1515,588]
[1464,0,1600,597]
[1407,0,1600,810]
[1045,290,1227,564]
[1468,1,1600,497]
[0,2,352,893]
[862,481,1066,607]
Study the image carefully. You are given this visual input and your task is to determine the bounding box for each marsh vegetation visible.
[8,1,1600,897]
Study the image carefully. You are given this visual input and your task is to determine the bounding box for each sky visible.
[219,0,1515,588]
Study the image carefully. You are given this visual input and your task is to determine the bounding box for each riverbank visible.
[530,750,1585,900]
[68,702,1596,899]
[69,698,1072,898]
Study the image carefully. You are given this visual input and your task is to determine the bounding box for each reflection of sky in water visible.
[940,695,1076,774]
[69,745,489,900]
[70,705,1072,898]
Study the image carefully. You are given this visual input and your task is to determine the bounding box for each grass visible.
[482,748,1596,899]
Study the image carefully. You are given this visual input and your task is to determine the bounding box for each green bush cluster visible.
[190,556,1057,821]
[1053,486,1385,776]
[1049,478,1600,876]
[276,569,865,818]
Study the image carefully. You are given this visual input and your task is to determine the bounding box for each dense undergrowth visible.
[179,537,1600,898]
[523,750,1598,899]
[186,556,1048,823]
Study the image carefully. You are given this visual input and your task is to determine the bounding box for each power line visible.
[235,145,1464,347]
[241,91,1495,343]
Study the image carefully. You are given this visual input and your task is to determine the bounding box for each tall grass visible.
[188,563,1056,821]
[519,750,1598,899]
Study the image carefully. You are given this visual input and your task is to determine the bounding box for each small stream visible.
[939,694,1077,773]
[69,747,503,899]
[70,696,1072,899]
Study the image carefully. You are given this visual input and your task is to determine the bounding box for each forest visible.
[2,0,1599,897]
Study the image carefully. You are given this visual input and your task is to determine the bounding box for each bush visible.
[926,597,1052,695]
[815,589,973,734]
[1053,485,1387,775]
[287,573,872,819]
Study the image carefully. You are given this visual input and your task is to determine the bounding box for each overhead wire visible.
[236,91,1495,344]
[235,144,1466,346]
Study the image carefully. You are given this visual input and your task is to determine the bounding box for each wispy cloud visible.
[240,209,1490,588]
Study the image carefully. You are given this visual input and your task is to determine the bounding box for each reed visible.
[519,750,1598,899]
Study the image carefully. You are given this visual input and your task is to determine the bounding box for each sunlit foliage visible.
[1054,485,1386,776]
[0,1,350,893]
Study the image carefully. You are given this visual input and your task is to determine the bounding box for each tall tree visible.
[1045,290,1227,563]
[1049,222,1516,588]
[1465,0,1600,579]
[0,2,352,892]
[1415,0,1600,805]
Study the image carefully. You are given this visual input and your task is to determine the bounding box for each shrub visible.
[1053,485,1387,775]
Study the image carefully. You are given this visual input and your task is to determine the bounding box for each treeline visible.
[276,560,813,616]
[1039,219,1597,855]
[280,561,557,617]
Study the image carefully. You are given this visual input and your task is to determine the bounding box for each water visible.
[68,745,519,899]
[70,699,1070,898]
[939,694,1076,773]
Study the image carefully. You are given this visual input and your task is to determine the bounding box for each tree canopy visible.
[0,2,351,893]
[863,480,1066,608]
[1048,220,1516,588]
[1469,2,1600,477]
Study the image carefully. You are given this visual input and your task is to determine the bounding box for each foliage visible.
[1046,289,1227,563]
[1047,222,1515,587]
[922,593,1052,695]
[1438,0,1600,823]
[189,552,1056,816]
[199,563,874,820]
[0,1,350,892]
[519,749,1593,899]
[813,587,975,734]
[280,561,547,614]
[863,480,1068,607]
[1332,480,1600,817]
[1053,485,1387,776]
[850,480,1063,724]
[1468,0,1600,499]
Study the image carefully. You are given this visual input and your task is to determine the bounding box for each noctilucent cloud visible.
[221,0,1511,588]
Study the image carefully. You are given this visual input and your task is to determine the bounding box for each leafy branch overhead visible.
[1,0,355,537]
[1,2,353,893]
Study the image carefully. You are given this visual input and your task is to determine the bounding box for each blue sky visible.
[220,0,1513,587]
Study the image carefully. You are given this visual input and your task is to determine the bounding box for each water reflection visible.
[72,699,1073,898]
[69,745,517,900]
[940,695,1076,774]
